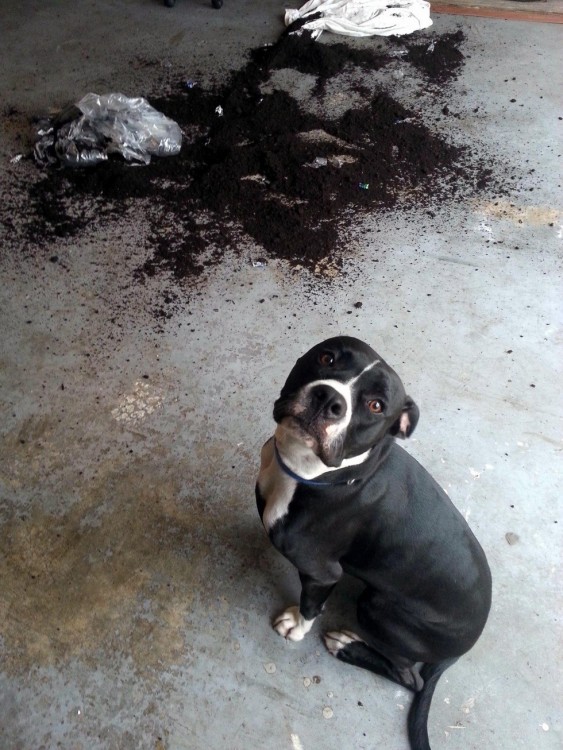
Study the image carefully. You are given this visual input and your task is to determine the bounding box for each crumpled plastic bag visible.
[34,92,182,167]
[285,0,432,39]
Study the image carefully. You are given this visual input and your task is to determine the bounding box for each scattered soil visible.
[404,30,466,84]
[2,27,509,296]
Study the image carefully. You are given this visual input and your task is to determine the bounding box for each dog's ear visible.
[390,397,419,439]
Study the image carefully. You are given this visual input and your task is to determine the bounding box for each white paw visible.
[323,629,364,656]
[273,605,315,642]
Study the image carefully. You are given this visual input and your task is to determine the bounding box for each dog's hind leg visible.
[323,630,424,691]
[324,629,458,750]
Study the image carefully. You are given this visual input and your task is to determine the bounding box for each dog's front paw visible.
[273,605,314,641]
[323,629,364,656]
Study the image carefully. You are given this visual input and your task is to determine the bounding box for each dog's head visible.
[273,336,419,468]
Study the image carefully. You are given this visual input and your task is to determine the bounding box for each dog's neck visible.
[273,424,370,480]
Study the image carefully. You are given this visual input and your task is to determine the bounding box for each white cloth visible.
[285,0,432,39]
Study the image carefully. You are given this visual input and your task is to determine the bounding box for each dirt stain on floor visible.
[479,198,561,226]
[0,463,217,677]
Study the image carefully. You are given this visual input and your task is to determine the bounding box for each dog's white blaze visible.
[304,359,380,450]
[351,359,380,383]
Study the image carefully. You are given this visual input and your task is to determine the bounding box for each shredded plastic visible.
[34,92,182,167]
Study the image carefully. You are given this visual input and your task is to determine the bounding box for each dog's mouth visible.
[275,414,345,468]
[277,415,317,447]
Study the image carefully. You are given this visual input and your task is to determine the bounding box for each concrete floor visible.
[0,2,561,749]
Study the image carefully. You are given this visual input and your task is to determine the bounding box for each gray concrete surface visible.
[0,2,561,749]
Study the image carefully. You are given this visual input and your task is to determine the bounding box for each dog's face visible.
[273,336,419,467]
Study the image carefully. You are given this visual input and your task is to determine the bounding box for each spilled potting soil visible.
[4,28,509,291]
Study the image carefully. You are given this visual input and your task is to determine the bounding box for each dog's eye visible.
[319,352,335,366]
[367,400,383,414]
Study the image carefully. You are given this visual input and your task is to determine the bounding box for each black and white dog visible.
[256,336,491,750]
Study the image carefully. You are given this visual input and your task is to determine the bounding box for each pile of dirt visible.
[3,28,507,289]
[404,30,466,84]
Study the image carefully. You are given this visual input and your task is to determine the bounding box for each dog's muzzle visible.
[274,380,351,467]
[309,383,347,422]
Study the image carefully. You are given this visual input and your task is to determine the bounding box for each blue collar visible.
[274,440,357,487]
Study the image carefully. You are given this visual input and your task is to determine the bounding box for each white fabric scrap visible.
[285,0,432,39]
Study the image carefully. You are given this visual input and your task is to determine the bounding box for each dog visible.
[256,336,491,750]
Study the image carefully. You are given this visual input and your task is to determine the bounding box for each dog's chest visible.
[257,438,297,532]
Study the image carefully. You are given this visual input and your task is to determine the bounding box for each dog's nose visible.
[311,385,347,420]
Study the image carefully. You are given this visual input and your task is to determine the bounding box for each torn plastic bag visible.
[285,0,432,40]
[34,93,182,167]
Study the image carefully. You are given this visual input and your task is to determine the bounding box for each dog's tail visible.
[407,658,458,750]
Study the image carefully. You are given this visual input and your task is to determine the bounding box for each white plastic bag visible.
[285,0,432,39]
